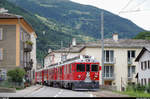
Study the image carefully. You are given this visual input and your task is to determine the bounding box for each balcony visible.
[128,58,135,65]
[24,41,33,52]
[24,60,33,71]
[128,73,136,81]
[104,58,115,64]
[103,73,115,80]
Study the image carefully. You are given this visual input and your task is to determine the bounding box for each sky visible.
[70,0,150,31]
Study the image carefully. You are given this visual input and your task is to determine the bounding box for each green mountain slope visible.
[134,31,150,40]
[8,0,145,38]
[1,0,95,61]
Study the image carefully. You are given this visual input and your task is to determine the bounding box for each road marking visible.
[54,89,63,97]
[90,94,93,97]
[24,86,45,97]
[88,92,95,97]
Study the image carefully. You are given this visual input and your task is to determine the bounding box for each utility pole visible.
[61,41,63,61]
[101,11,104,85]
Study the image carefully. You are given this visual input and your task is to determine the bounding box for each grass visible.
[114,90,150,97]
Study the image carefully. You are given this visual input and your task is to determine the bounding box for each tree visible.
[7,67,26,85]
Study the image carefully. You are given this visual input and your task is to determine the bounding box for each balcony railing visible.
[24,60,33,71]
[128,73,136,81]
[103,73,115,80]
[104,58,115,64]
[128,58,135,65]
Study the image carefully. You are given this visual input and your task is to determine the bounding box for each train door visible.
[85,63,91,82]
[35,72,37,83]
[69,64,73,80]
[42,70,44,84]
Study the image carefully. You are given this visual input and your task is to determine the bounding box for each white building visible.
[135,46,150,86]
[30,33,37,83]
[44,34,150,91]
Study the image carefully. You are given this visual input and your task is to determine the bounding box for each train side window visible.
[70,64,72,73]
[67,64,69,74]
[60,67,61,74]
[65,65,67,74]
[76,64,85,72]
[91,64,99,72]
[64,66,65,74]
[60,67,62,74]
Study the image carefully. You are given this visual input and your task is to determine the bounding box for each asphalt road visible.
[25,86,95,97]
[0,85,129,97]
[0,85,95,97]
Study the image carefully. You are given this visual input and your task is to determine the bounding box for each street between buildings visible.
[0,85,129,97]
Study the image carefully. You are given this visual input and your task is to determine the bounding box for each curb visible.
[33,85,43,92]
[0,87,16,93]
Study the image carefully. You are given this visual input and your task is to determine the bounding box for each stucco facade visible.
[135,47,150,86]
[80,47,141,91]
[0,13,37,82]
[44,34,150,91]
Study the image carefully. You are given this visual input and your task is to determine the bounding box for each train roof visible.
[47,55,99,69]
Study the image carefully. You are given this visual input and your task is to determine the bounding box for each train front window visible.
[86,64,90,72]
[76,64,85,72]
[91,64,99,72]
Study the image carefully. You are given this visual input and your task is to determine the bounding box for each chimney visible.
[48,49,52,53]
[113,33,118,41]
[72,38,76,46]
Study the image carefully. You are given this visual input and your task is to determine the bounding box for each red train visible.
[35,55,101,90]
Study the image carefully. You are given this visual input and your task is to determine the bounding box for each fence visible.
[0,80,24,88]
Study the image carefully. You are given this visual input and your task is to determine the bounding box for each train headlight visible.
[78,75,81,78]
[94,75,98,78]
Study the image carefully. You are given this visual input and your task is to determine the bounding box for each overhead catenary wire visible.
[119,0,149,14]
[130,0,147,10]
[119,0,134,14]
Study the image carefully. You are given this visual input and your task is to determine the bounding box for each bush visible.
[145,83,150,93]
[126,83,147,92]
[7,67,26,85]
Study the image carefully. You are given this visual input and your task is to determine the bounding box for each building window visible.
[141,62,143,70]
[128,50,135,62]
[144,61,147,70]
[0,28,3,40]
[148,61,150,69]
[141,79,143,86]
[61,55,67,61]
[0,48,3,60]
[144,78,147,85]
[0,69,7,81]
[104,66,114,78]
[128,66,135,77]
[104,50,114,63]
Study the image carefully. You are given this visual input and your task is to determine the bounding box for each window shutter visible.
[0,28,3,40]
[0,48,3,60]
